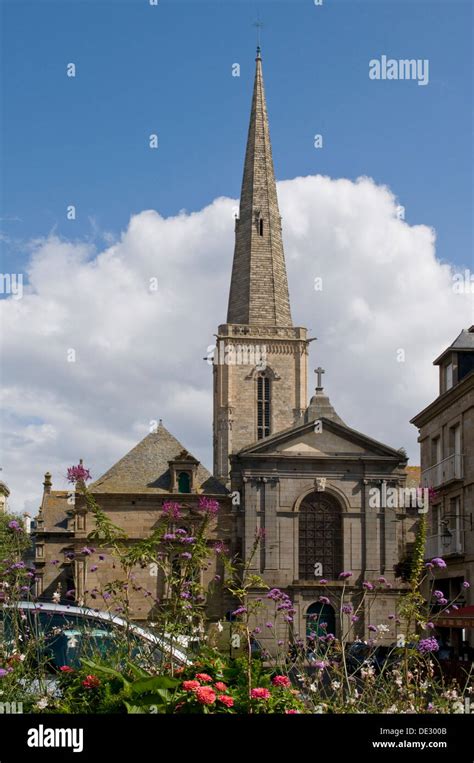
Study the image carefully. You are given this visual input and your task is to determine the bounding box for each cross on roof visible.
[253,15,264,49]
[315,366,325,390]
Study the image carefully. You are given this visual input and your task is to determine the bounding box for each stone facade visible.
[34,426,233,623]
[411,327,474,652]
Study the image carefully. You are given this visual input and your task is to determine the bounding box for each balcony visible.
[421,454,464,489]
[425,532,464,559]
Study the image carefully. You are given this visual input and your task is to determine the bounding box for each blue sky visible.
[1,0,472,275]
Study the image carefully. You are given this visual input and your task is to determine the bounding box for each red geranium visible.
[82,674,100,689]
[196,686,216,705]
[182,680,200,692]
[218,694,234,708]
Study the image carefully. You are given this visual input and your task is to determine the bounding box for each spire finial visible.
[315,366,325,392]
[253,13,263,56]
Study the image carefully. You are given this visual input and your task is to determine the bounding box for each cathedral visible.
[35,48,417,649]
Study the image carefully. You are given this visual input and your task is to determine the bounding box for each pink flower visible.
[250,687,271,700]
[196,686,216,705]
[218,694,234,708]
[272,675,291,688]
[162,501,181,520]
[182,680,200,691]
[67,464,91,483]
[59,665,74,673]
[198,497,219,516]
[214,681,228,692]
[195,673,213,683]
[82,674,100,689]
[285,709,299,714]
[338,571,352,580]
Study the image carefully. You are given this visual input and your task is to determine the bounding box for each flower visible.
[338,571,352,580]
[368,625,377,633]
[7,520,21,532]
[162,500,182,520]
[431,557,447,569]
[59,665,74,673]
[98,554,105,561]
[36,697,49,710]
[342,604,353,614]
[196,686,216,705]
[195,673,213,683]
[351,615,359,623]
[183,680,200,691]
[218,694,234,708]
[232,606,247,617]
[272,675,291,688]
[81,546,93,556]
[314,661,327,670]
[377,576,387,584]
[253,627,261,634]
[250,688,271,700]
[433,590,444,599]
[463,581,470,589]
[82,674,101,689]
[0,669,8,678]
[163,533,176,542]
[363,581,374,590]
[418,637,439,654]
[214,681,227,692]
[67,464,91,483]
[180,552,192,560]
[52,591,60,603]
[318,579,328,584]
[198,497,219,516]
[319,596,330,605]
[285,709,299,714]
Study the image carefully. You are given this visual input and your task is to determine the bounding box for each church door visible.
[298,492,342,581]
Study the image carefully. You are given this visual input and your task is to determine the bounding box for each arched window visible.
[298,492,342,581]
[305,601,336,641]
[178,471,191,493]
[257,373,271,439]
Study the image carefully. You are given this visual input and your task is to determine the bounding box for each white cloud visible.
[1,174,471,512]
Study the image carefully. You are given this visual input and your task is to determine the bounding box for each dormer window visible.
[177,471,191,494]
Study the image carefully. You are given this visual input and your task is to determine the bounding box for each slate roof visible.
[90,423,227,495]
[40,491,70,533]
[434,326,474,364]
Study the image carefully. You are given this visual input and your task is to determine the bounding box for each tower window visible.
[259,218,264,236]
[257,374,271,439]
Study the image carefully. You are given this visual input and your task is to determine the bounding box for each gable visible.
[237,417,404,461]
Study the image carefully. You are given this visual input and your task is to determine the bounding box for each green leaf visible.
[81,659,130,687]
[129,676,179,695]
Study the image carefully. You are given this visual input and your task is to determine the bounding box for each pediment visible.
[237,418,403,461]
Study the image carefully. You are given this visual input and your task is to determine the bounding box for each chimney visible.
[43,472,52,494]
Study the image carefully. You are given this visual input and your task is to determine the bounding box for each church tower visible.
[213,48,309,481]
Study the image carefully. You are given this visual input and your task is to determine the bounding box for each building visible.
[213,48,415,647]
[0,481,10,513]
[411,326,474,653]
[34,425,232,622]
[34,48,417,646]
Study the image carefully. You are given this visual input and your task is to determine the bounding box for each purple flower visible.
[452,605,459,611]
[363,581,374,590]
[338,571,352,580]
[0,669,8,678]
[351,615,359,623]
[463,581,470,589]
[253,627,262,634]
[431,557,447,569]
[319,596,330,605]
[8,520,21,532]
[232,606,247,617]
[433,590,444,599]
[426,622,435,629]
[163,533,176,542]
[439,598,448,606]
[418,637,439,654]
[284,615,293,623]
[180,592,190,600]
[180,552,192,560]
[368,625,377,633]
[318,579,328,585]
[81,547,93,556]
[425,562,434,569]
[182,536,195,544]
[66,589,75,598]
[162,500,181,520]
[277,640,284,646]
[342,604,353,614]
[67,464,91,483]
[198,497,219,516]
[265,622,273,628]
[99,554,105,561]
[90,565,98,572]
[314,661,327,670]
[377,577,387,584]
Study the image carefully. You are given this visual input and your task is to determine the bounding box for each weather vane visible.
[253,13,264,49]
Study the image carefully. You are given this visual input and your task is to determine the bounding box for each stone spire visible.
[226,48,292,327]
